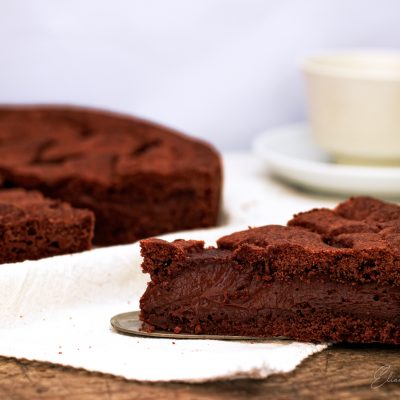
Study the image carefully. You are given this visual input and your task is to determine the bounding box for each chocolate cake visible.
[0,106,221,245]
[0,188,94,263]
[139,196,400,344]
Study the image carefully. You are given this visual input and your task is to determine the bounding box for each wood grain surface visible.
[1,344,399,400]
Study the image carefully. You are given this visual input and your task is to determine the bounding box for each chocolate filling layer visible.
[140,261,400,339]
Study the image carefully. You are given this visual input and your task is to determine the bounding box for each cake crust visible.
[139,196,400,344]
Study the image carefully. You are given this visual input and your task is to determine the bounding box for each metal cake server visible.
[111,311,289,341]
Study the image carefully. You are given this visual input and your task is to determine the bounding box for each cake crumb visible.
[174,326,182,334]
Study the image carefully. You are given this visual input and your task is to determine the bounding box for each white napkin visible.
[0,152,331,382]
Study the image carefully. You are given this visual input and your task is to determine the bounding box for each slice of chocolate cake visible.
[0,189,94,263]
[139,196,400,344]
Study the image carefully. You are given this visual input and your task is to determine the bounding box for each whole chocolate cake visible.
[140,196,400,344]
[0,106,221,245]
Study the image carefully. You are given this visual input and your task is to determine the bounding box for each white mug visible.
[303,50,400,165]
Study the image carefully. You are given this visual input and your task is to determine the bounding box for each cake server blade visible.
[111,311,290,341]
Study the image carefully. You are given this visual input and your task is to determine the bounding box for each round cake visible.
[0,106,222,245]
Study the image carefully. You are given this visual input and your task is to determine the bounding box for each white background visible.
[1,0,399,150]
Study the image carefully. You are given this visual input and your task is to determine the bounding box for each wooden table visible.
[1,344,399,400]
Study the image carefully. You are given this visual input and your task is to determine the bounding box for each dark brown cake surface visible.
[0,105,222,245]
[0,188,94,263]
[139,196,400,344]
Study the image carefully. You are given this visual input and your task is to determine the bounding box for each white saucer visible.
[252,123,400,197]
